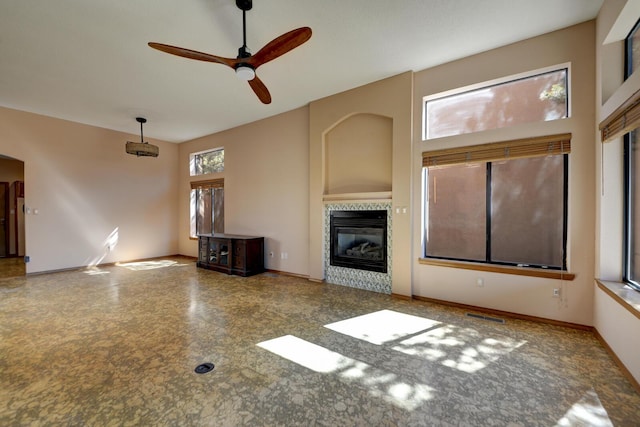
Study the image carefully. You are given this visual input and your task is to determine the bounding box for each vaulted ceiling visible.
[0,0,603,142]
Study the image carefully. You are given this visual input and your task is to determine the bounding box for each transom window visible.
[190,147,224,176]
[625,18,640,79]
[424,68,568,140]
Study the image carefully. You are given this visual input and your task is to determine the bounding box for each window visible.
[190,148,224,176]
[424,68,568,140]
[190,179,224,238]
[423,135,570,270]
[625,19,640,79]
[622,21,640,291]
[624,130,640,291]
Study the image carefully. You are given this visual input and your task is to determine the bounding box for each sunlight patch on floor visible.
[257,335,435,410]
[394,324,527,373]
[324,309,441,345]
[555,389,613,427]
[325,309,526,373]
[116,260,189,271]
[83,268,110,275]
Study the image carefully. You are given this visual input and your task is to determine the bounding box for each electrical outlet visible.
[553,288,560,297]
[476,278,484,287]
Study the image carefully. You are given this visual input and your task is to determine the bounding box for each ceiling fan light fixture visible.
[126,117,159,158]
[235,64,255,81]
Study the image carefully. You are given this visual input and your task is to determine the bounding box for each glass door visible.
[219,241,229,266]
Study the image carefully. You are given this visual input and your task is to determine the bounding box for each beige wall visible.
[178,107,310,276]
[0,107,179,273]
[413,22,597,326]
[594,0,640,384]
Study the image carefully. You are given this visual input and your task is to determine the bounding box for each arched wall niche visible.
[323,113,393,195]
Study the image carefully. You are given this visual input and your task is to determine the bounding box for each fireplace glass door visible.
[330,210,387,273]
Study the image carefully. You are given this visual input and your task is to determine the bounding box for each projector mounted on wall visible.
[126,117,159,157]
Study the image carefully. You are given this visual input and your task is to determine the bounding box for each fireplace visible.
[330,210,387,273]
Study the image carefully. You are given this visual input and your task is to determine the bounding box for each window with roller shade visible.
[622,23,640,292]
[190,179,224,238]
[422,134,570,270]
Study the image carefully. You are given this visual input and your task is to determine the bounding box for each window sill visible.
[596,279,640,320]
[418,258,576,280]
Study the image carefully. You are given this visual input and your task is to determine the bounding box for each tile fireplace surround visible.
[324,201,392,294]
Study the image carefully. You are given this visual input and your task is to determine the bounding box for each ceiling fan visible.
[148,0,312,104]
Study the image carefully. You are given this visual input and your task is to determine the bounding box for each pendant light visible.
[126,117,159,157]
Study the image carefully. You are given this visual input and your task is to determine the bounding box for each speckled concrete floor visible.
[1,257,638,426]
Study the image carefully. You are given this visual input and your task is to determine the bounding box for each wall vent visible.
[465,312,505,324]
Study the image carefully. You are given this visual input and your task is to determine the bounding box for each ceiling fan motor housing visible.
[237,46,252,59]
[236,0,252,11]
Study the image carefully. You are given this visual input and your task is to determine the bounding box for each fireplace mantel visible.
[322,191,392,202]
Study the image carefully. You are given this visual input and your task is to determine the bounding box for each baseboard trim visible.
[265,269,310,280]
[593,328,640,394]
[391,293,412,301]
[412,295,593,331]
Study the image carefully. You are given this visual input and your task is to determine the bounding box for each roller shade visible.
[599,88,640,143]
[422,133,571,168]
[190,178,224,190]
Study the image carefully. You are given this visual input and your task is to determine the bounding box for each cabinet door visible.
[218,240,230,266]
[199,237,208,263]
[209,239,220,264]
[232,240,246,269]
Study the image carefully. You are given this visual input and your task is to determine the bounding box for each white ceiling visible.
[0,0,603,143]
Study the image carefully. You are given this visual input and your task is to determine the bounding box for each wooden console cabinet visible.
[197,234,264,277]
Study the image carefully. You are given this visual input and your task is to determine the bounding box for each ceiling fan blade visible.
[247,27,312,69]
[148,42,238,68]
[248,75,272,104]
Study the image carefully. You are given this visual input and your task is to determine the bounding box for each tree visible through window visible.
[424,68,568,140]
[190,148,224,176]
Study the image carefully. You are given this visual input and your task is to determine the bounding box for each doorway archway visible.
[0,155,25,278]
